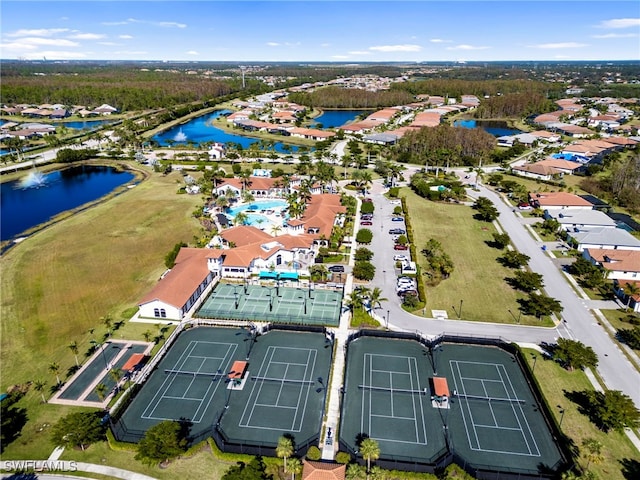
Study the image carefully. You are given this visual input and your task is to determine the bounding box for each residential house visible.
[613,280,640,313]
[544,209,618,231]
[533,158,585,175]
[529,192,594,210]
[512,163,562,181]
[583,249,640,281]
[567,227,640,252]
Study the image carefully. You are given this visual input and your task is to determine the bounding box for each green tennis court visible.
[196,282,342,326]
[113,326,332,450]
[340,336,564,475]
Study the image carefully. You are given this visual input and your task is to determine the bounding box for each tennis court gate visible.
[343,330,573,479]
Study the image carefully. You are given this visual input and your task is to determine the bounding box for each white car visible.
[393,255,409,262]
[390,200,402,205]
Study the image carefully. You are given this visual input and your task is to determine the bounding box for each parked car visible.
[328,265,345,273]
[360,214,373,220]
[391,217,404,222]
[394,244,409,250]
[397,289,418,297]
[363,198,373,203]
[360,220,373,226]
[393,255,409,262]
[518,202,532,210]
[389,228,405,235]
[390,200,402,205]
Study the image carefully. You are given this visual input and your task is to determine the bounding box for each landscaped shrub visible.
[335,451,351,464]
[353,261,375,281]
[360,201,375,214]
[354,247,374,262]
[389,187,400,197]
[355,228,373,244]
[306,446,321,460]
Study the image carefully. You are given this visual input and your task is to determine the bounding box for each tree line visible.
[288,86,414,109]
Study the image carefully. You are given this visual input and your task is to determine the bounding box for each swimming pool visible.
[226,199,288,216]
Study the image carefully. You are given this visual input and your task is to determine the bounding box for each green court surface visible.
[340,337,564,475]
[196,282,342,327]
[58,341,147,402]
[113,327,333,449]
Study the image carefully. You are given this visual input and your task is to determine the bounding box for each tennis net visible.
[278,298,303,306]
[454,393,525,404]
[251,376,315,386]
[358,384,427,395]
[313,301,338,308]
[164,369,225,379]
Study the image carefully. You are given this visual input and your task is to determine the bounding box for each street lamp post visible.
[558,406,565,429]
[508,309,521,324]
[531,353,538,373]
[459,299,463,319]
[386,309,390,330]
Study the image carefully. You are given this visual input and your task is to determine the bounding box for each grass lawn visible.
[401,188,550,325]
[1,164,203,459]
[524,350,639,480]
[600,309,640,356]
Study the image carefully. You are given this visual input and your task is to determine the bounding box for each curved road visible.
[362,176,640,408]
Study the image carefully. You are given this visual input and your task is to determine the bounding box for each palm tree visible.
[109,368,123,387]
[368,287,388,311]
[359,438,380,478]
[234,212,248,226]
[34,380,47,403]
[276,436,294,471]
[102,315,113,336]
[287,457,302,480]
[48,362,61,385]
[622,282,640,312]
[346,290,365,313]
[216,195,229,210]
[142,330,153,342]
[271,224,283,237]
[95,383,108,401]
[582,438,604,470]
[68,341,79,366]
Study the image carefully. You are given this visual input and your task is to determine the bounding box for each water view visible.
[454,119,522,137]
[1,165,136,241]
[54,120,115,130]
[311,110,367,128]
[152,110,305,153]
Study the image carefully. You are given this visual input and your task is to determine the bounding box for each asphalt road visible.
[363,177,640,408]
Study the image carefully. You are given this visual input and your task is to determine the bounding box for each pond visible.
[1,164,136,241]
[311,110,367,128]
[152,110,306,153]
[454,119,521,137]
[54,120,116,130]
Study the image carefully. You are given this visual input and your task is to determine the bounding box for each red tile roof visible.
[302,461,346,480]
[530,192,594,208]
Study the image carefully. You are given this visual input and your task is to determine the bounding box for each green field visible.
[402,188,551,326]
[525,350,640,480]
[0,163,203,461]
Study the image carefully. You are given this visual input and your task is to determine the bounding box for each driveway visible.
[365,176,640,408]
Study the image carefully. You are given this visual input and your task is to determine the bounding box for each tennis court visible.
[196,282,342,327]
[340,336,564,475]
[341,337,447,463]
[113,327,332,449]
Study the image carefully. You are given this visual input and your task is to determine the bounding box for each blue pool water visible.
[226,199,288,216]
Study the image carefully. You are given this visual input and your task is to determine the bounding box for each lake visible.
[1,165,136,241]
[152,110,306,153]
[54,120,116,130]
[453,119,521,137]
[311,110,367,128]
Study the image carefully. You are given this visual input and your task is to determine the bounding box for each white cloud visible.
[331,55,349,59]
[5,28,69,37]
[369,44,422,52]
[597,18,640,29]
[0,41,38,51]
[266,42,280,47]
[531,42,588,49]
[68,33,106,40]
[348,51,371,55]
[13,37,79,47]
[119,35,133,39]
[187,50,199,55]
[102,18,186,28]
[430,38,451,44]
[320,43,331,47]
[446,44,489,51]
[592,32,638,39]
[98,42,122,46]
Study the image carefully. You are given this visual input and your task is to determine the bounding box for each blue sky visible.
[1,1,639,62]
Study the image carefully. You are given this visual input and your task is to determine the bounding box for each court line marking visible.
[361,353,428,446]
[141,341,236,423]
[238,346,317,432]
[451,360,541,457]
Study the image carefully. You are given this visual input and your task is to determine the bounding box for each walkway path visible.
[0,461,158,480]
